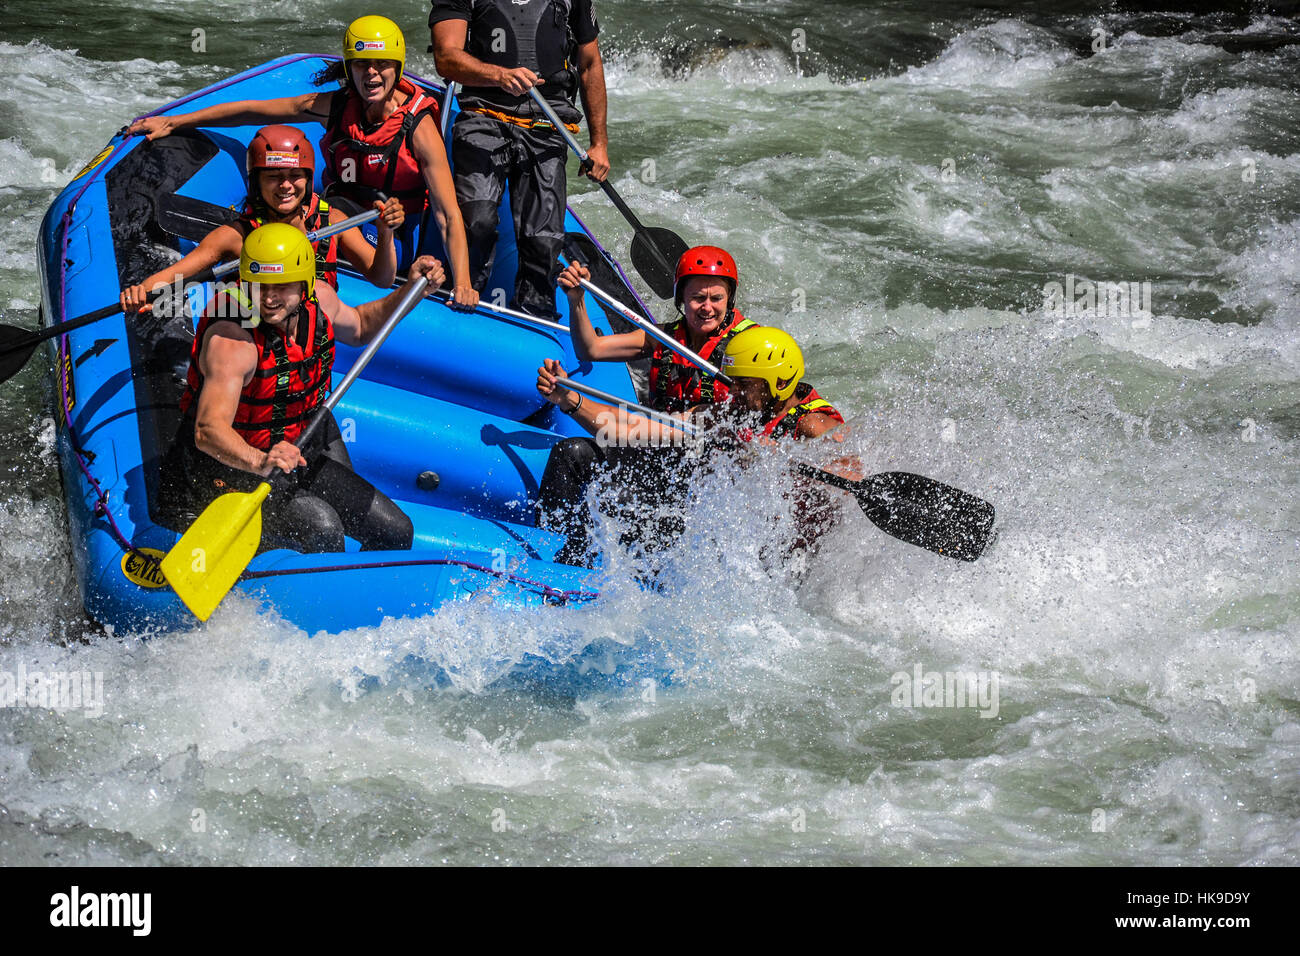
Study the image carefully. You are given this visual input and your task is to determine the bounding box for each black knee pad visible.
[361,496,415,552]
[536,437,603,532]
[271,494,346,554]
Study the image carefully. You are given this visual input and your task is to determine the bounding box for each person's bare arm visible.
[574,38,609,181]
[409,117,477,308]
[795,414,861,481]
[121,224,242,312]
[129,91,335,141]
[536,358,687,442]
[557,263,649,361]
[327,257,447,346]
[431,19,540,93]
[335,199,403,288]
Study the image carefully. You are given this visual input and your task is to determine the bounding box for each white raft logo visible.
[49,886,151,937]
[891,663,1000,718]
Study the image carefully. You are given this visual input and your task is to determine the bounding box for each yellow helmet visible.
[344,15,405,82]
[240,223,316,298]
[721,326,805,401]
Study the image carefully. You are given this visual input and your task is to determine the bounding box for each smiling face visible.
[257,168,310,216]
[681,276,732,340]
[250,280,305,328]
[349,58,399,105]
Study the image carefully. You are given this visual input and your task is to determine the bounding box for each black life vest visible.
[456,0,583,123]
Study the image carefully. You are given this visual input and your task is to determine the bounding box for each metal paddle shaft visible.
[0,208,382,386]
[573,274,733,386]
[295,274,430,451]
[160,274,431,621]
[525,86,687,299]
[555,376,696,435]
[432,290,569,334]
[795,463,996,562]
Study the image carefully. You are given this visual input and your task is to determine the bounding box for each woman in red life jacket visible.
[160,223,446,554]
[120,125,404,314]
[128,16,477,310]
[532,327,859,567]
[559,246,758,414]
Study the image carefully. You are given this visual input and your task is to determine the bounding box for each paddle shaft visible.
[555,376,697,435]
[573,275,733,385]
[525,87,674,265]
[431,291,568,333]
[3,208,382,361]
[439,81,458,138]
[294,274,431,452]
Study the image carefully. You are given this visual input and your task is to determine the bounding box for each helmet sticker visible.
[263,150,299,167]
[249,262,284,275]
[358,41,386,51]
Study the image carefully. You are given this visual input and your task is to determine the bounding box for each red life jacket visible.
[321,79,437,216]
[238,193,339,290]
[179,291,335,452]
[761,384,845,442]
[647,311,757,413]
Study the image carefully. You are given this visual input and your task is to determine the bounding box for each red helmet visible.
[246,125,315,177]
[674,246,739,310]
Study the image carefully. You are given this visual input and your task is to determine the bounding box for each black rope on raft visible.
[241,558,600,605]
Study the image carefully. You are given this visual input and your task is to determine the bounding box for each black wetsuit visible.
[429,0,600,319]
[535,436,696,568]
[161,411,413,555]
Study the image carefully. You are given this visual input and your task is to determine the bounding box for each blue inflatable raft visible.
[37,54,656,641]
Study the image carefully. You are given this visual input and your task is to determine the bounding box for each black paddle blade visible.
[857,471,995,561]
[156,193,239,241]
[630,226,689,299]
[0,325,40,384]
[797,464,996,561]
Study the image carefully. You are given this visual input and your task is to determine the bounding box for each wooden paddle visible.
[525,86,689,299]
[160,273,431,621]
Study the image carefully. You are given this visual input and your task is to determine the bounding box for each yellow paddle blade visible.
[160,482,271,622]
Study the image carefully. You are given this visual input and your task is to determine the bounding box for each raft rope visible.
[242,558,599,606]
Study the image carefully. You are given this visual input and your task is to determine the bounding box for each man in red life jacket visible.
[533,326,858,567]
[559,246,757,413]
[161,223,445,554]
[430,0,609,320]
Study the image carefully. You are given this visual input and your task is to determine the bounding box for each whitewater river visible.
[1,1,1297,864]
